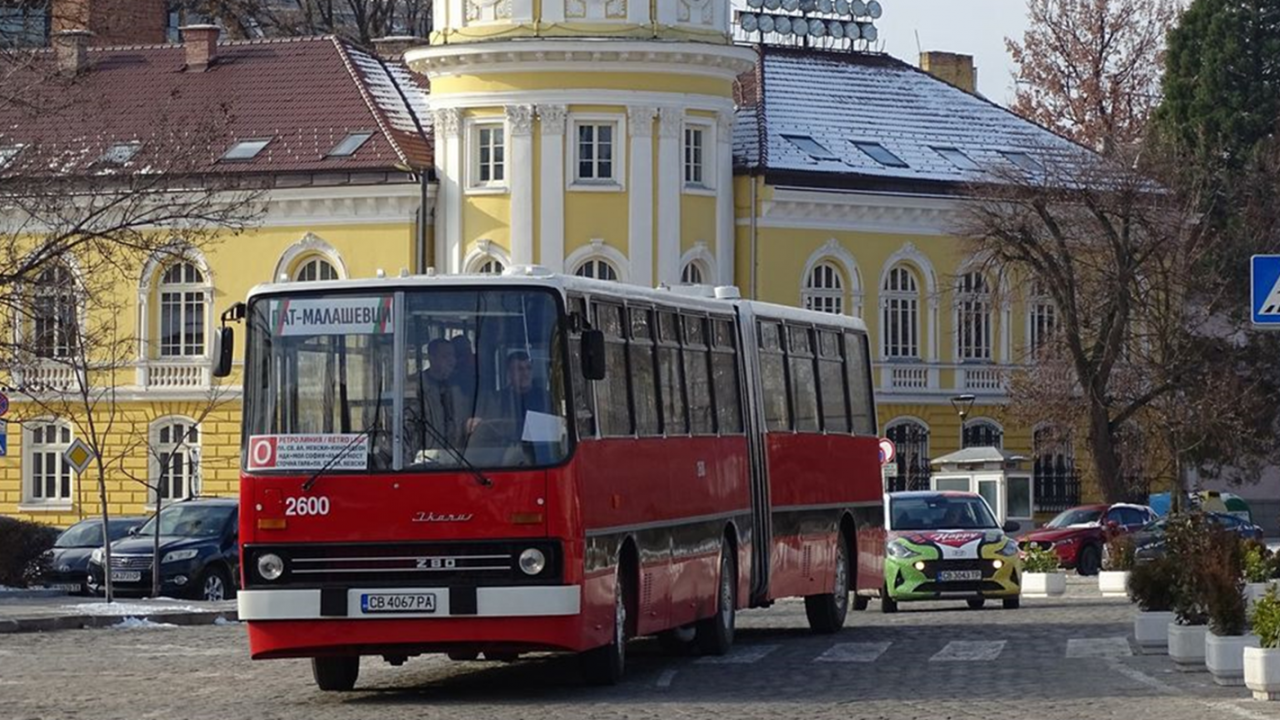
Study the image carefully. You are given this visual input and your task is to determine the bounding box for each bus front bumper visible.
[238,585,581,621]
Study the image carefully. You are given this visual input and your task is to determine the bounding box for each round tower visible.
[407,0,756,287]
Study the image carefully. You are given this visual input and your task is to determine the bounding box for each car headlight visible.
[90,548,103,565]
[161,549,200,564]
[997,539,1019,557]
[256,553,285,581]
[519,548,546,576]
[887,541,921,559]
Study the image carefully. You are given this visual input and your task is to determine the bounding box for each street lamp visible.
[950,393,976,423]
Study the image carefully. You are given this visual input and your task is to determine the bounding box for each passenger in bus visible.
[450,334,478,403]
[471,350,550,464]
[413,338,470,457]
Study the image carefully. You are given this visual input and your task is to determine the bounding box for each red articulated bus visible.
[222,269,884,691]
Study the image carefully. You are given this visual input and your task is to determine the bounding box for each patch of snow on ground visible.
[111,617,177,629]
[59,602,205,616]
[212,616,238,626]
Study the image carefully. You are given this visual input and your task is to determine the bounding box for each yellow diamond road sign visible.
[63,439,95,475]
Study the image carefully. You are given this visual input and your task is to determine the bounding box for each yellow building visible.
[2,1,1101,527]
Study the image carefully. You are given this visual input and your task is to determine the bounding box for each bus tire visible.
[696,540,737,656]
[657,625,698,655]
[580,565,629,686]
[804,535,850,634]
[311,656,360,692]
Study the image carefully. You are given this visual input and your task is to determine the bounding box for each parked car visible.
[1132,512,1266,564]
[882,491,1023,612]
[39,516,147,594]
[88,498,239,601]
[1017,503,1157,576]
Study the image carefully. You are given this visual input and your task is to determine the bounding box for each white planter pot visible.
[1135,611,1174,653]
[1099,570,1130,598]
[1022,572,1066,598]
[1168,623,1208,672]
[1245,647,1280,700]
[1206,632,1260,686]
[1247,582,1277,611]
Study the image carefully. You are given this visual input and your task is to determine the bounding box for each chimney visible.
[372,36,421,62]
[53,30,92,75]
[919,51,978,94]
[182,25,221,72]
[52,0,166,46]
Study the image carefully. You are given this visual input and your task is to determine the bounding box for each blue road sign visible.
[0,420,8,457]
[1252,255,1280,327]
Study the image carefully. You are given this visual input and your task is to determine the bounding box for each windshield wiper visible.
[415,415,493,488]
[301,429,376,492]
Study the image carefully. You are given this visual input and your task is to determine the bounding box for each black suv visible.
[42,516,148,594]
[88,498,239,601]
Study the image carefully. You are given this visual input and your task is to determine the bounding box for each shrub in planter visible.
[1100,535,1135,598]
[1166,513,1213,670]
[1129,556,1177,652]
[1243,541,1278,607]
[1245,586,1280,700]
[1203,528,1256,685]
[0,516,59,588]
[1022,544,1066,597]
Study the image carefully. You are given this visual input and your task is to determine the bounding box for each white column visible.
[543,0,565,23]
[447,0,464,30]
[656,0,678,26]
[715,111,735,288]
[627,0,650,25]
[507,105,535,267]
[435,108,463,274]
[656,108,683,287]
[628,105,658,289]
[538,105,567,272]
[512,0,534,22]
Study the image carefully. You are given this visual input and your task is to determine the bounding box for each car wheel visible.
[311,656,360,692]
[805,535,851,634]
[967,598,986,610]
[580,562,630,686]
[880,585,898,614]
[1076,545,1101,576]
[1003,596,1021,610]
[696,540,738,656]
[196,566,232,602]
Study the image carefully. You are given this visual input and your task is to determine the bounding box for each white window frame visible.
[682,119,716,194]
[681,260,707,286]
[31,262,79,359]
[955,271,993,363]
[157,262,209,358]
[574,257,621,281]
[881,265,920,360]
[294,256,340,282]
[1027,283,1056,359]
[568,113,626,192]
[148,417,201,508]
[802,261,845,315]
[466,118,508,194]
[20,420,75,510]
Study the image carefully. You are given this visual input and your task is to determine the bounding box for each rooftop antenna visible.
[915,29,922,58]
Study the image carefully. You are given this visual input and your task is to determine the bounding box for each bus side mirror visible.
[212,327,235,378]
[582,329,607,381]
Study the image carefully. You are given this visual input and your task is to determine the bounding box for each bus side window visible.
[711,318,743,434]
[845,331,875,435]
[568,295,596,440]
[595,302,633,437]
[817,329,850,433]
[656,310,688,435]
[758,321,790,432]
[684,314,715,435]
[787,324,820,433]
[628,307,661,437]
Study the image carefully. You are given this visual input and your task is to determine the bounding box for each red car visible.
[1018,503,1157,576]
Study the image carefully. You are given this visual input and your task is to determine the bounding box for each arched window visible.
[884,419,930,492]
[956,271,992,362]
[882,265,920,359]
[23,420,74,505]
[295,257,339,282]
[962,419,1003,449]
[476,257,505,275]
[1033,425,1078,512]
[32,263,78,359]
[681,261,706,286]
[574,258,619,282]
[150,418,200,505]
[802,262,844,315]
[1028,280,1056,357]
[159,262,207,357]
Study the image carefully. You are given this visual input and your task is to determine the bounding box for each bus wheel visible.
[696,540,737,656]
[804,536,850,634]
[580,566,629,686]
[311,656,360,692]
[657,625,698,655]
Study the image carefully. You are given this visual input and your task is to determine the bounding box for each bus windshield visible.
[244,288,570,474]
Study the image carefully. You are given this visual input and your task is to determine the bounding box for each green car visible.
[881,491,1022,612]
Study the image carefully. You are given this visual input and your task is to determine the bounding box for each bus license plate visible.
[111,571,141,582]
[361,593,436,614]
[938,570,982,582]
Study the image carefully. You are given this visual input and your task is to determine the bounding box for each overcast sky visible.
[873,0,1031,105]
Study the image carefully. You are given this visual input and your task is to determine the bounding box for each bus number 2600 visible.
[285,496,331,516]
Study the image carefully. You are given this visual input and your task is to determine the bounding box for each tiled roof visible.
[735,46,1097,192]
[0,36,432,177]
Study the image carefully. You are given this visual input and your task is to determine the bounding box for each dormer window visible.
[327,132,373,158]
[852,141,908,168]
[100,141,142,165]
[221,138,272,162]
[782,134,838,161]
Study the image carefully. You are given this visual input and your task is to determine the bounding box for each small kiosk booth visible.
[930,447,1035,533]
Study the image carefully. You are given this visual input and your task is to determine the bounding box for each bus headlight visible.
[519,548,546,576]
[257,553,285,581]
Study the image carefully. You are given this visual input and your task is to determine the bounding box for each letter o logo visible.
[249,437,277,470]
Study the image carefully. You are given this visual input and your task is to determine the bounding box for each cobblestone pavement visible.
[4,580,1280,720]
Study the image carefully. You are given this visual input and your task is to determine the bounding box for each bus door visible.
[734,304,773,606]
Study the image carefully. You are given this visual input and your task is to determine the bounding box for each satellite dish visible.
[809,20,827,37]
[828,19,845,38]
[799,0,817,11]
[758,14,775,32]
[852,0,867,15]
[774,16,793,34]
[835,0,850,13]
[741,13,760,32]
[747,0,765,6]
[765,0,781,9]
[867,0,882,18]
[861,22,878,42]
[844,20,861,39]
[817,0,833,12]
[782,0,800,10]
[791,17,808,34]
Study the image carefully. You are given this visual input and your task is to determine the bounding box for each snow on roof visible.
[932,447,1027,465]
[737,47,1099,191]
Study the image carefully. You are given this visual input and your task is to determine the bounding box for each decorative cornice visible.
[716,109,736,138]
[628,105,659,138]
[435,107,463,138]
[506,104,536,136]
[406,40,757,82]
[538,104,568,135]
[260,184,433,228]
[750,187,965,238]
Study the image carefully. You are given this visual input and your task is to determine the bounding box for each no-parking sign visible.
[878,437,896,466]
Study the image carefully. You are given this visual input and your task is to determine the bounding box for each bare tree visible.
[177,0,433,45]
[1006,0,1180,155]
